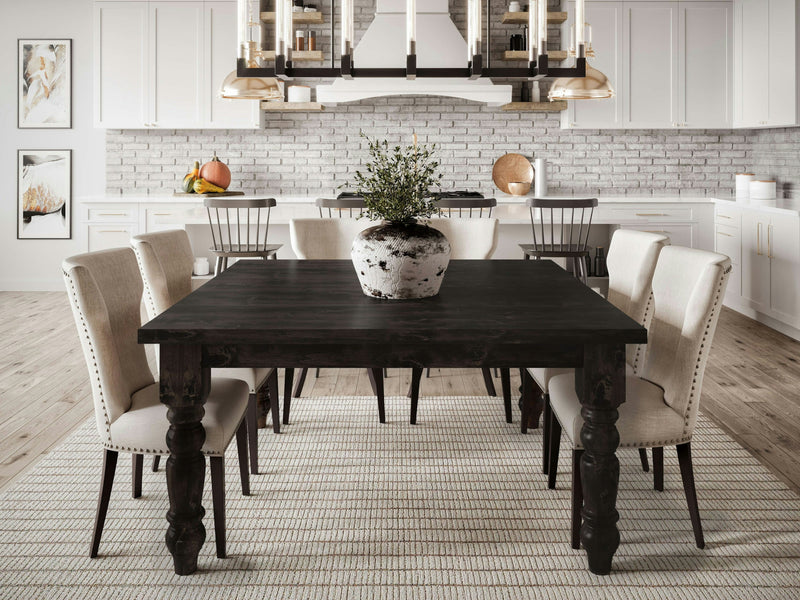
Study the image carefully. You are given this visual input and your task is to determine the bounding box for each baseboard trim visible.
[0,280,65,292]
[723,301,800,342]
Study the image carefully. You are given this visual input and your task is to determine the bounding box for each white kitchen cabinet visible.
[767,215,800,323]
[563,1,732,130]
[734,0,800,128]
[679,2,732,127]
[623,2,680,128]
[94,0,259,129]
[94,2,149,128]
[562,2,624,129]
[741,209,771,311]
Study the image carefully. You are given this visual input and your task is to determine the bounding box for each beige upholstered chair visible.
[288,218,386,423]
[131,229,279,475]
[546,246,731,549]
[63,247,252,559]
[524,229,670,475]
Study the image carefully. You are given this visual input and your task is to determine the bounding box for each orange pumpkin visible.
[199,153,231,190]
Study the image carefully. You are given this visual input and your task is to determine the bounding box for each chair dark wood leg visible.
[246,393,259,474]
[315,368,321,378]
[572,449,584,550]
[547,411,562,490]
[653,446,664,492]
[214,257,223,276]
[132,454,143,498]
[152,455,160,472]
[410,368,423,425]
[235,420,250,496]
[639,448,650,473]
[481,367,497,397]
[677,443,705,549]
[90,449,118,558]
[520,369,533,434]
[367,368,386,423]
[426,368,431,378]
[292,368,308,398]
[221,257,229,271]
[383,368,388,377]
[542,393,551,474]
[267,369,280,433]
[494,368,499,377]
[500,368,512,423]
[283,368,294,425]
[210,456,226,558]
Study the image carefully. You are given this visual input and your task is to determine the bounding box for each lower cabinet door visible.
[740,211,770,311]
[769,215,800,325]
[87,224,137,252]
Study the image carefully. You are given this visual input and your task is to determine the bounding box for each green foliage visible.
[349,132,443,225]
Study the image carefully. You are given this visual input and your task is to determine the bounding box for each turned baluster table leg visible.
[159,344,208,576]
[576,343,625,575]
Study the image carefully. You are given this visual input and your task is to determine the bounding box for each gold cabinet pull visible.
[152,212,172,216]
[98,229,128,234]
[643,230,670,234]
[757,222,762,256]
[98,212,127,217]
[768,224,774,259]
[636,213,669,217]
[717,214,732,219]
[716,231,733,237]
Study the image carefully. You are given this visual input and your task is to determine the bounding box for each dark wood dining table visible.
[138,259,647,576]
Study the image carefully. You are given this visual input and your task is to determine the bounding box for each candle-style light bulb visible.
[538,0,548,54]
[274,0,283,57]
[407,0,416,55]
[528,0,538,62]
[341,0,349,56]
[575,0,585,56]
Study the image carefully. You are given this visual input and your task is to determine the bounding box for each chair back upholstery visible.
[204,197,276,253]
[526,197,598,256]
[316,197,366,218]
[63,248,155,444]
[290,218,379,259]
[424,218,499,259]
[434,197,497,218]
[606,229,670,370]
[640,246,731,437]
[131,229,194,320]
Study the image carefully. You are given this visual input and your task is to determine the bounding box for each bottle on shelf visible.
[593,247,608,278]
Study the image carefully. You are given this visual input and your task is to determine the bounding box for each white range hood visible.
[316,0,512,106]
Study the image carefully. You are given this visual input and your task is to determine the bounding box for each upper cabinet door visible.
[622,2,679,128]
[206,1,260,128]
[150,2,204,128]
[94,2,149,128]
[736,0,769,126]
[767,0,799,126]
[562,1,624,130]
[679,2,732,128]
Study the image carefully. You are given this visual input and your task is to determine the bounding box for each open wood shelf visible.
[262,50,324,62]
[261,101,324,112]
[501,50,567,62]
[260,11,324,24]
[503,11,568,25]
[501,101,568,112]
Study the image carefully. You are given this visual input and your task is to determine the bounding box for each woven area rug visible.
[1,395,798,600]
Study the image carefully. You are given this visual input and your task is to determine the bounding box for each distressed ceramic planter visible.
[351,222,451,300]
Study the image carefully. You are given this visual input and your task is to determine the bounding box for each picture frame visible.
[18,39,72,129]
[17,150,72,240]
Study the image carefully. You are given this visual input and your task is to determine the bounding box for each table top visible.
[139,260,647,349]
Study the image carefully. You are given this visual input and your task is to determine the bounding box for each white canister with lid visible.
[749,180,777,201]
[194,257,210,276]
[735,173,755,202]
[287,85,311,103]
[509,2,522,12]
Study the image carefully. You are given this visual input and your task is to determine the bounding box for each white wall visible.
[0,0,105,291]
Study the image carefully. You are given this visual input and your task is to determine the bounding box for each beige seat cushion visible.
[109,377,250,456]
[548,373,688,449]
[213,367,272,394]
[528,364,634,394]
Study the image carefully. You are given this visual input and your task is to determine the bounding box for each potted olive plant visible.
[349,133,450,300]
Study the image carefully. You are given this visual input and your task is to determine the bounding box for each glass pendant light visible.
[219,0,282,100]
[548,0,614,101]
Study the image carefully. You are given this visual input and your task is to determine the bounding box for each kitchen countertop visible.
[712,196,800,217]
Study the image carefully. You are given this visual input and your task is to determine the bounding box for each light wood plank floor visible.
[1,292,798,496]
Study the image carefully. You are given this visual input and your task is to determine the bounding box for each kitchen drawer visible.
[145,207,187,232]
[715,204,741,228]
[715,224,740,264]
[87,206,138,223]
[610,207,694,223]
[87,224,138,252]
[622,224,694,248]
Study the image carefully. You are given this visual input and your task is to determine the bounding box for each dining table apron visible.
[138,259,647,576]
